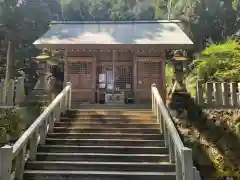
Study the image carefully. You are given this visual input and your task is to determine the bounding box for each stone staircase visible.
[23,108,176,180]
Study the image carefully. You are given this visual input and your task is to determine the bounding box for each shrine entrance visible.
[96,51,133,104]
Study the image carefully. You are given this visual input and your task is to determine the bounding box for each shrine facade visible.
[33,20,193,104]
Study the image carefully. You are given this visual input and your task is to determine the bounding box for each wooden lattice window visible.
[68,61,93,89]
[116,66,132,89]
[137,60,161,89]
[68,62,92,74]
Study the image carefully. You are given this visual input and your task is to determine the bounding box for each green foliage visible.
[190,39,240,81]
[0,104,43,144]
[0,108,25,143]
[165,63,174,86]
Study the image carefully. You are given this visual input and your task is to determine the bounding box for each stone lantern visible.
[33,49,64,90]
[33,49,51,90]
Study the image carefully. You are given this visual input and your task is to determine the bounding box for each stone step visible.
[54,122,159,128]
[67,109,152,112]
[70,104,152,109]
[60,117,156,123]
[64,110,154,116]
[47,133,164,140]
[62,114,155,119]
[45,138,165,146]
[53,127,161,134]
[35,153,169,162]
[38,145,168,154]
[26,161,175,172]
[24,170,176,180]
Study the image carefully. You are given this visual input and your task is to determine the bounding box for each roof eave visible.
[33,43,194,50]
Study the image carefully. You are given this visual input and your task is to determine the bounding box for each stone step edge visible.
[24,170,176,176]
[46,138,164,142]
[39,145,167,149]
[27,161,173,166]
[36,153,169,157]
[56,120,159,126]
[53,127,160,130]
[47,133,163,136]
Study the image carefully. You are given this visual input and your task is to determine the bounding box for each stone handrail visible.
[151,84,201,180]
[0,82,72,180]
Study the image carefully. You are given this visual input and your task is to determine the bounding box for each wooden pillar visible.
[92,56,97,103]
[112,50,117,93]
[64,50,68,87]
[133,51,137,103]
[161,50,166,102]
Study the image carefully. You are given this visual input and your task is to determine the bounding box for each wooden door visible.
[67,57,96,103]
[135,57,164,103]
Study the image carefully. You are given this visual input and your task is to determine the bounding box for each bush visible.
[190,39,240,81]
[0,103,43,145]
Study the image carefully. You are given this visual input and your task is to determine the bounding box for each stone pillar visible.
[34,62,47,90]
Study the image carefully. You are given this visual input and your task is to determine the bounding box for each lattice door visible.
[136,58,163,102]
[67,58,96,103]
[115,65,132,90]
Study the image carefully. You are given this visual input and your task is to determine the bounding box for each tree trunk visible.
[237,0,240,12]
[4,41,14,103]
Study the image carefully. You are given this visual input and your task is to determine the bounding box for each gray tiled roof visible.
[33,20,194,49]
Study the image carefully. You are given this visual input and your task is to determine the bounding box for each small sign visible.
[99,74,106,83]
[99,83,105,89]
[107,84,113,90]
[126,84,131,89]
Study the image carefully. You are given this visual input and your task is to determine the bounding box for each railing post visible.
[181,147,194,180]
[15,77,25,106]
[222,82,230,107]
[0,145,12,180]
[214,82,222,107]
[175,148,182,180]
[193,167,202,180]
[0,80,4,104]
[230,82,237,107]
[39,118,48,145]
[6,79,14,106]
[29,131,38,160]
[168,135,175,163]
[151,84,157,114]
[196,79,204,106]
[206,82,214,107]
[164,121,169,147]
[48,112,55,132]
[15,144,26,180]
[67,82,72,109]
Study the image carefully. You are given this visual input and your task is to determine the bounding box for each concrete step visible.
[60,117,156,123]
[26,161,175,172]
[62,114,155,119]
[70,104,152,109]
[54,122,159,128]
[53,127,161,134]
[24,170,176,180]
[64,110,154,116]
[38,145,168,154]
[45,138,165,146]
[67,109,153,113]
[35,153,169,162]
[47,133,164,140]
